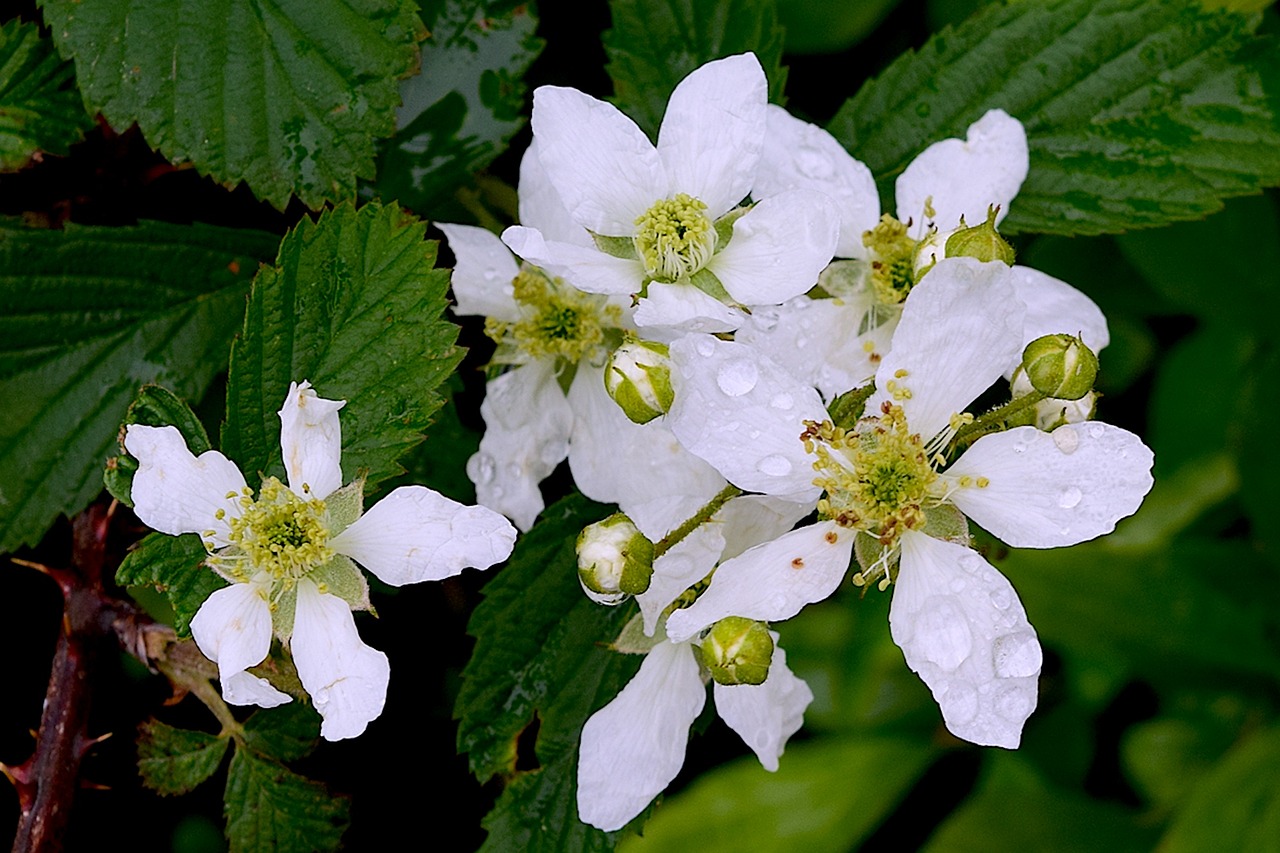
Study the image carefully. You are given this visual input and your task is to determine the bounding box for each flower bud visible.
[604,339,674,425]
[576,513,654,605]
[1009,371,1099,431]
[944,206,1015,265]
[1021,334,1099,400]
[700,616,773,686]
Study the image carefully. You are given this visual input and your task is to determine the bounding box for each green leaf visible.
[104,384,213,508]
[0,18,92,170]
[221,202,461,491]
[620,736,935,852]
[223,746,349,853]
[372,0,542,218]
[384,378,480,504]
[604,0,788,139]
[777,0,901,55]
[0,220,276,554]
[829,0,1280,236]
[923,753,1156,852]
[39,0,426,210]
[1159,726,1280,853]
[242,704,321,763]
[116,533,225,637]
[457,494,642,850]
[137,719,230,796]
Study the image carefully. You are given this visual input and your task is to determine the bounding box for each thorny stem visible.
[653,484,743,558]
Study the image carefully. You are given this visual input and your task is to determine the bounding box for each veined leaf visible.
[137,719,230,796]
[221,202,460,491]
[0,18,92,170]
[223,746,349,853]
[0,220,276,554]
[116,532,223,637]
[830,0,1280,235]
[39,0,426,209]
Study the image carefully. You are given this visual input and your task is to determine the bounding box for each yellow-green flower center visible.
[213,477,333,582]
[863,214,919,306]
[485,268,620,364]
[633,193,716,281]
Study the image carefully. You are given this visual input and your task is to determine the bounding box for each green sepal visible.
[713,204,751,250]
[272,586,298,642]
[853,529,896,587]
[828,382,875,430]
[323,478,364,535]
[816,259,872,299]
[591,232,639,260]
[921,504,971,547]
[689,267,734,304]
[310,554,372,614]
[612,611,666,655]
[105,384,212,508]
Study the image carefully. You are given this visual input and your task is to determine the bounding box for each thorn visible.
[75,731,112,759]
[79,779,111,792]
[9,558,53,575]
[163,685,191,707]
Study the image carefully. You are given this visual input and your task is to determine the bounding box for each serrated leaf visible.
[104,384,213,508]
[0,220,276,555]
[0,18,92,170]
[221,202,461,491]
[39,0,426,210]
[373,0,542,218]
[829,0,1280,236]
[137,719,231,796]
[223,746,349,853]
[604,0,788,139]
[457,494,643,850]
[620,737,935,852]
[242,704,321,763]
[116,532,225,637]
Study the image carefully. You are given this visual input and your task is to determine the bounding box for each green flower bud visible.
[943,206,1016,265]
[700,616,773,686]
[1021,334,1099,400]
[604,338,674,425]
[576,513,654,605]
[1010,372,1098,431]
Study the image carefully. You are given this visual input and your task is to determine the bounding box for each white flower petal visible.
[577,640,706,831]
[896,109,1029,234]
[278,381,345,500]
[532,85,667,235]
[945,423,1155,548]
[890,530,1040,748]
[640,522,727,636]
[501,226,644,296]
[438,223,522,321]
[124,424,246,546]
[867,258,1025,442]
[715,495,814,561]
[518,138,593,247]
[468,361,574,531]
[632,282,746,333]
[331,486,517,585]
[667,334,826,499]
[190,580,289,707]
[567,364,727,541]
[708,190,839,306]
[665,522,852,642]
[656,53,767,218]
[1010,265,1109,372]
[754,104,881,258]
[291,580,390,741]
[714,637,812,771]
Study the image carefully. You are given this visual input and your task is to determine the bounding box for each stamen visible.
[633,194,716,281]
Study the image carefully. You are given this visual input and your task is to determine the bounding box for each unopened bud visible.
[576,513,654,605]
[700,617,773,686]
[604,339,674,425]
[1021,334,1098,400]
[1010,371,1099,431]
[944,206,1015,265]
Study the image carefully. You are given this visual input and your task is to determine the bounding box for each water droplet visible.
[993,684,1035,721]
[467,453,496,484]
[758,454,792,477]
[941,681,978,724]
[770,392,794,411]
[1057,486,1082,509]
[912,598,971,671]
[795,336,809,349]
[748,428,761,439]
[1052,426,1079,454]
[989,588,1011,610]
[506,463,523,479]
[716,358,759,396]
[1087,423,1105,439]
[1012,442,1028,454]
[770,594,789,612]
[992,631,1042,678]
[796,144,835,180]
[950,577,967,593]
[695,337,716,358]
[752,309,780,332]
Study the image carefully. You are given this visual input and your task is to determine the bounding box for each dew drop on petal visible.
[795,336,809,349]
[1052,426,1079,454]
[949,577,967,593]
[989,588,1012,610]
[758,454,792,477]
[992,631,1042,678]
[994,684,1036,721]
[695,337,716,358]
[770,392,794,411]
[912,598,971,671]
[716,358,759,396]
[1087,423,1105,439]
[1057,486,1082,509]
[796,145,835,180]
[752,309,780,332]
[467,453,496,484]
[942,681,979,724]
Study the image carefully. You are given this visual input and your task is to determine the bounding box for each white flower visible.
[125,381,517,740]
[664,258,1154,747]
[501,53,838,334]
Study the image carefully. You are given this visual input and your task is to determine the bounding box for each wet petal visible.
[124,424,246,546]
[438,223,521,321]
[331,486,517,585]
[657,53,767,218]
[714,636,812,771]
[518,138,593,247]
[502,226,644,296]
[709,190,840,305]
[945,423,1155,548]
[291,580,390,741]
[632,282,746,333]
[190,580,290,707]
[577,640,705,831]
[890,531,1040,748]
[278,381,345,500]
[639,522,726,636]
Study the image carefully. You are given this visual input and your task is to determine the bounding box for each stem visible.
[948,391,1047,453]
[653,485,742,558]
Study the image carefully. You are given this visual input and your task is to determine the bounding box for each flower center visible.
[217,477,333,582]
[805,402,939,546]
[862,215,919,306]
[633,193,716,281]
[486,268,620,364]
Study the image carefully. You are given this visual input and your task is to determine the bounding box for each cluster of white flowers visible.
[440,52,1155,830]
